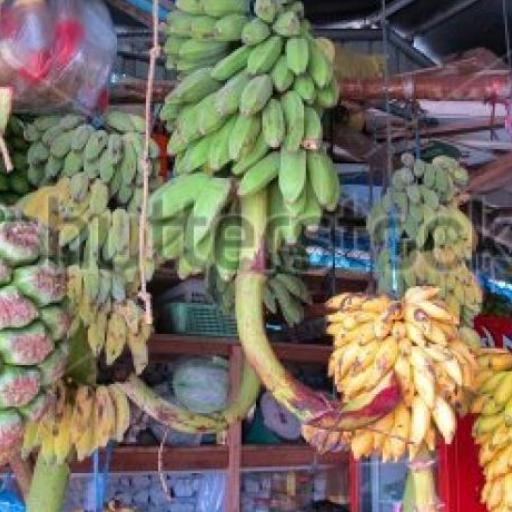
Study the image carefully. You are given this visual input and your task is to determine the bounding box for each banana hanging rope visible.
[137,0,161,326]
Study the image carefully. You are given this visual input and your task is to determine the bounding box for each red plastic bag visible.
[0,0,116,113]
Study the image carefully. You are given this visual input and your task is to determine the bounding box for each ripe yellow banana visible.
[416,300,458,325]
[389,403,410,461]
[409,395,431,451]
[351,429,374,460]
[405,286,440,304]
[109,384,131,442]
[432,396,456,444]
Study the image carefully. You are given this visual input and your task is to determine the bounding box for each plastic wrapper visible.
[0,0,116,113]
[0,475,24,511]
[196,472,226,512]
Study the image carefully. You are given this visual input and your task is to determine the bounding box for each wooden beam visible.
[71,445,347,473]
[467,152,512,194]
[225,346,243,512]
[149,335,333,364]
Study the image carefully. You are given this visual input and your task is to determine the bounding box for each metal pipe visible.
[364,0,418,26]
[340,71,512,102]
[314,28,434,67]
[467,152,512,194]
[412,0,480,35]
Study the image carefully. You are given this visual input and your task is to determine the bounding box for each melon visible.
[172,357,229,414]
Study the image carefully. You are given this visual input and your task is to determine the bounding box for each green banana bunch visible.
[163,0,252,76]
[205,245,312,327]
[158,0,340,251]
[0,116,35,205]
[20,171,156,373]
[159,0,341,225]
[152,0,341,328]
[367,154,481,326]
[22,111,161,211]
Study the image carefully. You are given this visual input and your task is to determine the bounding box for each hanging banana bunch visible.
[17,111,161,374]
[206,246,312,326]
[305,286,478,460]
[22,382,131,464]
[472,350,512,512]
[136,0,403,438]
[22,111,161,212]
[367,154,482,327]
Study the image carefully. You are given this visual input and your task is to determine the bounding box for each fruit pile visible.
[367,155,482,326]
[304,286,478,459]
[472,350,512,511]
[23,382,130,464]
[0,208,69,453]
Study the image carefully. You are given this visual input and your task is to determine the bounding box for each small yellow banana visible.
[405,321,427,347]
[409,395,431,449]
[494,373,512,406]
[361,295,393,314]
[109,384,131,443]
[351,429,374,460]
[432,396,456,444]
[404,286,440,304]
[389,403,410,461]
[416,299,459,325]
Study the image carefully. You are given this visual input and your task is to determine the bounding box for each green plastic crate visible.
[162,302,238,337]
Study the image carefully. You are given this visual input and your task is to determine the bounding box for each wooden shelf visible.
[149,334,332,364]
[153,267,370,284]
[71,445,347,473]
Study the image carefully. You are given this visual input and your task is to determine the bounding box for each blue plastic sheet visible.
[0,476,24,512]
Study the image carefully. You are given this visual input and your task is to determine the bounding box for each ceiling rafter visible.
[107,0,153,27]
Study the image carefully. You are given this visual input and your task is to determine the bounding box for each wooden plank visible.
[71,445,347,473]
[72,446,229,473]
[149,335,333,364]
[241,445,348,469]
[225,346,243,512]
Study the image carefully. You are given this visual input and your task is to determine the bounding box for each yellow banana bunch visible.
[472,349,512,511]
[67,268,152,374]
[324,286,478,461]
[22,383,131,464]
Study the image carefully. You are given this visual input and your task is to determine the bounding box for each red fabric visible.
[474,314,512,349]
[438,417,487,512]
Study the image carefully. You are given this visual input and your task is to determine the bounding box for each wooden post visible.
[225,346,244,512]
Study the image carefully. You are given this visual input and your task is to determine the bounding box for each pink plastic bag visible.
[0,0,116,113]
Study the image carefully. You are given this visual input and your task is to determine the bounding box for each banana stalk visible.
[26,454,70,512]
[120,360,261,433]
[405,447,438,512]
[402,471,415,512]
[237,190,401,428]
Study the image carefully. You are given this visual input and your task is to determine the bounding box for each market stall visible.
[0,0,511,511]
